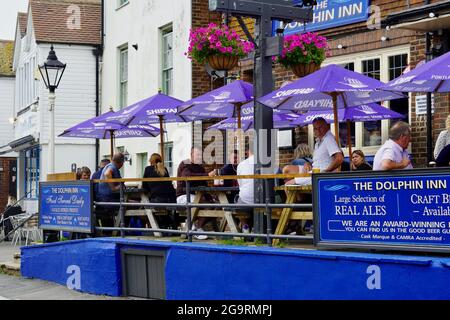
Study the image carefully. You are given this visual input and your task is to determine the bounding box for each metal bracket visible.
[236,16,258,48]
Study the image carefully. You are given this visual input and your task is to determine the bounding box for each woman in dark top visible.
[351,150,372,171]
[143,153,176,203]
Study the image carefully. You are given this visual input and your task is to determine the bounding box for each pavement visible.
[0,242,128,300]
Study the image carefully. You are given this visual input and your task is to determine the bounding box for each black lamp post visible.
[38,45,66,174]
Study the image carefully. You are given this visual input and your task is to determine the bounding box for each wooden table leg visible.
[272,191,296,246]
[217,192,230,232]
[140,194,162,237]
[183,192,202,233]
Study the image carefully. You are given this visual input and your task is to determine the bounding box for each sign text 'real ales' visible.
[314,172,450,251]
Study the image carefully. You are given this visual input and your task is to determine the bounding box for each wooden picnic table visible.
[189,186,245,235]
[272,185,313,246]
[112,187,168,237]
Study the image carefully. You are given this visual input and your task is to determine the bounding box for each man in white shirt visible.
[285,117,344,185]
[236,150,255,204]
[235,149,255,232]
[373,121,412,171]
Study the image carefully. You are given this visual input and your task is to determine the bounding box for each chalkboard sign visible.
[313,169,450,253]
[39,181,93,233]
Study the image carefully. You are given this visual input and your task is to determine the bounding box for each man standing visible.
[373,121,412,171]
[97,153,124,203]
[235,149,255,233]
[92,159,111,180]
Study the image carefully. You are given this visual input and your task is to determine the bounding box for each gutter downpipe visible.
[425,0,433,165]
[93,0,105,168]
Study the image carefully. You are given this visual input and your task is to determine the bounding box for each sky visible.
[0,0,29,40]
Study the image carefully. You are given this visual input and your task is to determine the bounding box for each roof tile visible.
[30,0,101,46]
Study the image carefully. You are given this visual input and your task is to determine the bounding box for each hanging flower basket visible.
[207,54,239,71]
[291,62,321,78]
[186,23,255,71]
[275,32,330,78]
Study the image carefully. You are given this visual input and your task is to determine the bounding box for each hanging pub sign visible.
[39,181,93,233]
[275,0,370,34]
[313,169,450,253]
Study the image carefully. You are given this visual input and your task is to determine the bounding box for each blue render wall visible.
[20,239,450,299]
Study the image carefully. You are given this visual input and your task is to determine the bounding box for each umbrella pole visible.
[332,94,340,145]
[347,120,353,170]
[159,115,165,164]
[110,130,114,160]
[332,93,341,172]
[236,104,244,158]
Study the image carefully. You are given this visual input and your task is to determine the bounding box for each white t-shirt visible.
[237,155,255,204]
[312,130,343,171]
[373,139,413,170]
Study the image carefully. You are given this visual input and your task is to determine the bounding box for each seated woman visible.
[143,153,177,229]
[351,150,372,171]
[283,143,313,177]
[80,167,91,180]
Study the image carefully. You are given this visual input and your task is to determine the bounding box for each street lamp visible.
[39,45,66,175]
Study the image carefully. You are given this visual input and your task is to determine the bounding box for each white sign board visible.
[415,95,435,115]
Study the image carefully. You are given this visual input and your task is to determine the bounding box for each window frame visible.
[160,25,173,95]
[118,45,129,109]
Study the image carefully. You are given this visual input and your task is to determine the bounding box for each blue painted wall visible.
[21,239,450,299]
[21,240,122,297]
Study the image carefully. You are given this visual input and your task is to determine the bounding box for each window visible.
[161,26,173,95]
[339,62,355,148]
[24,146,40,199]
[119,46,128,108]
[163,142,174,176]
[388,54,409,125]
[361,58,381,147]
[321,46,410,156]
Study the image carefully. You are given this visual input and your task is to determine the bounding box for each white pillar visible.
[48,91,56,175]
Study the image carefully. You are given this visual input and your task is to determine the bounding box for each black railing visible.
[94,178,313,247]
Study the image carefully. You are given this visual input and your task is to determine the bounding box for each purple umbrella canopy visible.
[59,111,160,139]
[207,102,300,131]
[101,92,190,126]
[381,51,450,92]
[177,80,253,119]
[258,64,405,112]
[294,103,405,126]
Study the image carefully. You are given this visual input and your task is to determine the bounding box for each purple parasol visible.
[294,103,405,125]
[101,92,190,162]
[59,110,160,159]
[381,51,450,92]
[208,102,300,131]
[177,80,254,128]
[257,64,405,144]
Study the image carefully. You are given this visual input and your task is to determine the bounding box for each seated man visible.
[209,149,239,202]
[176,147,212,240]
[284,117,344,185]
[373,121,412,171]
[1,196,24,241]
[235,149,255,233]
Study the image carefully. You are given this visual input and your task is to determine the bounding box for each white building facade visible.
[8,0,101,213]
[101,0,193,179]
